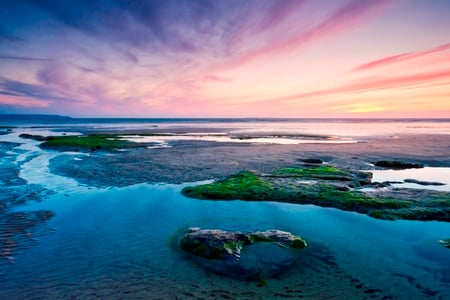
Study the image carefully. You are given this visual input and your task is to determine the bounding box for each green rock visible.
[180,228,307,261]
[181,165,450,222]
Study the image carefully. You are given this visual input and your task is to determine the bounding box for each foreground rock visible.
[179,228,307,280]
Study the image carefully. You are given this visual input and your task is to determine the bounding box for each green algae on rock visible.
[275,165,352,180]
[179,228,306,261]
[182,166,450,222]
[182,171,273,200]
[179,228,307,281]
[39,134,139,151]
[41,134,133,150]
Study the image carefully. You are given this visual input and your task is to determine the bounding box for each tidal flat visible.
[1,120,450,299]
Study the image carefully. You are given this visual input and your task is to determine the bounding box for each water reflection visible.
[371,167,450,192]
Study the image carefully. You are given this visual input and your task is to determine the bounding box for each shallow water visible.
[371,167,450,192]
[120,134,357,147]
[1,183,449,299]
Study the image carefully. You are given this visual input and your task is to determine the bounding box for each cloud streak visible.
[262,69,450,104]
[0,55,52,62]
[353,42,450,72]
[0,78,79,104]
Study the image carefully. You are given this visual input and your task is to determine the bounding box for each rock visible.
[299,158,323,164]
[404,179,445,186]
[354,171,373,186]
[180,229,248,260]
[249,230,307,249]
[180,228,306,260]
[179,228,307,280]
[19,133,48,141]
[373,160,424,169]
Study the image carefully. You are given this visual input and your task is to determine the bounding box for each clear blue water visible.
[1,118,449,299]
[1,183,449,299]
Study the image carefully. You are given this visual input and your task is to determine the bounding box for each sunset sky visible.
[0,0,449,118]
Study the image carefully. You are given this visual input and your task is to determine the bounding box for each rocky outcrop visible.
[179,228,307,280]
[180,228,306,261]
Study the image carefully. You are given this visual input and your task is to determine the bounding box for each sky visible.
[0,0,449,118]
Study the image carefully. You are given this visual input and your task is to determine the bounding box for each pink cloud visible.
[215,0,393,71]
[262,69,450,104]
[353,42,450,72]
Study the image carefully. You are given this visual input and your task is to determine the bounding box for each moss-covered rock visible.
[179,228,306,261]
[274,165,352,180]
[179,228,307,281]
[182,165,450,222]
[182,171,273,200]
[249,230,307,249]
[39,134,139,151]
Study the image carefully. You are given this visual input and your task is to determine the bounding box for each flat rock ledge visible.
[180,228,307,261]
[179,228,307,280]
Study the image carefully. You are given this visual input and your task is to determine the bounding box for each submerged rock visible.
[179,228,307,280]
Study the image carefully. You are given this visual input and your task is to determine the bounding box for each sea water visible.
[1,184,449,299]
[0,118,449,299]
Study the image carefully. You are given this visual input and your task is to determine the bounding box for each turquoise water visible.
[1,183,449,299]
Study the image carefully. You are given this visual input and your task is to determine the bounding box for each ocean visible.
[0,118,449,299]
